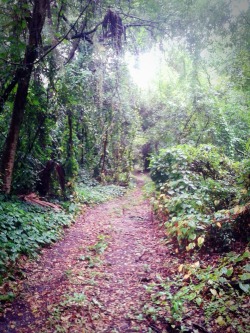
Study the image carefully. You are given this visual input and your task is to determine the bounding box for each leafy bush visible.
[78,169,99,187]
[150,145,248,251]
[150,144,237,188]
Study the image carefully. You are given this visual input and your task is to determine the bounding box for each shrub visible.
[150,144,248,251]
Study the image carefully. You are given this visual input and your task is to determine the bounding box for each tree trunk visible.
[1,0,47,194]
[67,109,73,159]
[37,160,55,196]
[1,75,31,193]
[100,131,108,174]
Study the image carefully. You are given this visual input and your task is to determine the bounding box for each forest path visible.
[1,174,171,333]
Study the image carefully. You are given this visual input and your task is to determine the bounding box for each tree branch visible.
[33,0,93,64]
[71,21,103,39]
[65,20,87,64]
[119,11,160,25]
[125,23,158,29]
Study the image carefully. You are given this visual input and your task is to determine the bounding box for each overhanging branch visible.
[71,21,103,40]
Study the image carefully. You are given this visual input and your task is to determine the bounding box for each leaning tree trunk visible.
[1,0,47,194]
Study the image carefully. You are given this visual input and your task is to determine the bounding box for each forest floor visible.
[0,173,175,333]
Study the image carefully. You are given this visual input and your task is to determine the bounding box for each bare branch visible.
[119,11,159,25]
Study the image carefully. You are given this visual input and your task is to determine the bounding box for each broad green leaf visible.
[244,264,250,272]
[239,273,250,281]
[239,283,249,293]
[226,268,233,277]
[196,297,202,306]
[186,242,195,251]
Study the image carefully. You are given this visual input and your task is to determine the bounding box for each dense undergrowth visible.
[0,173,125,283]
[146,144,250,332]
[0,198,74,279]
[150,144,249,251]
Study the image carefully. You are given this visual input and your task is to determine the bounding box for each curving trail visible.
[0,174,171,333]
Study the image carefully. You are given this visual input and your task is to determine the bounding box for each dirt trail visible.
[0,174,171,333]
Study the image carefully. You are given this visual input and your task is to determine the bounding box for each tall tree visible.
[1,0,48,194]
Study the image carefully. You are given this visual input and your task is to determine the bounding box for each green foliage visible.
[145,250,250,332]
[0,198,74,275]
[64,156,79,180]
[76,183,125,205]
[150,144,249,251]
[88,234,109,255]
[142,177,156,198]
[78,169,99,187]
[239,158,250,196]
[136,30,250,160]
[12,155,41,193]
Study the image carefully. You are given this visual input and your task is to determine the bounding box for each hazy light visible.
[126,0,249,88]
[231,0,249,16]
[126,50,159,89]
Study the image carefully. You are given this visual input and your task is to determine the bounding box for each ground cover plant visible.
[76,184,125,205]
[0,198,74,279]
[142,247,250,332]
